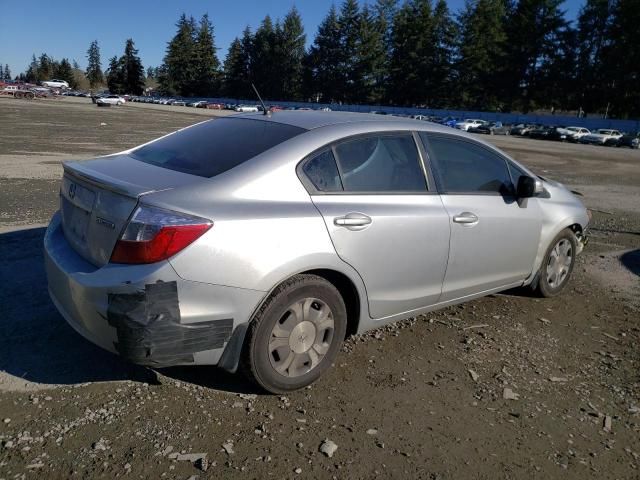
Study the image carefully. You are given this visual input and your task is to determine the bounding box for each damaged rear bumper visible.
[44,212,264,368]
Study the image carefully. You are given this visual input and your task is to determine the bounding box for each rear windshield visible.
[131,117,306,177]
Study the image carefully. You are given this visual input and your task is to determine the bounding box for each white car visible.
[96,95,126,106]
[41,79,70,89]
[235,104,259,113]
[580,129,623,146]
[455,119,487,131]
[565,127,591,142]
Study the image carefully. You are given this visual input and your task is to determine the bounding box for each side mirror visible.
[516,176,536,198]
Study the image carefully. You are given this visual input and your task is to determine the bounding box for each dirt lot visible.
[0,97,639,479]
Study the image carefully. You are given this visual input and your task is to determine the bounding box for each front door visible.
[420,133,542,301]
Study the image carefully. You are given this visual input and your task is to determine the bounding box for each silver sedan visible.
[44,111,589,393]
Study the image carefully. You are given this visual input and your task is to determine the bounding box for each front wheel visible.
[241,274,347,393]
[534,228,577,297]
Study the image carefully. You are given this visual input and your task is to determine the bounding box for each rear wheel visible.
[241,274,347,394]
[534,228,577,297]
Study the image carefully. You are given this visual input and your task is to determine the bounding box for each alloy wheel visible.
[546,238,572,288]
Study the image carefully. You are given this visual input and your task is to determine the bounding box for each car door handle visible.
[452,212,479,224]
[334,213,372,227]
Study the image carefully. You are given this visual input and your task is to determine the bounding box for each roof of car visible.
[233,110,455,133]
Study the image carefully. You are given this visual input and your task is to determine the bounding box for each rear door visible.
[420,133,542,301]
[300,132,451,319]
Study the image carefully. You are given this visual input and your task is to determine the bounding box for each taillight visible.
[110,205,212,264]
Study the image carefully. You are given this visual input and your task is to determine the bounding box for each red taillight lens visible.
[110,205,212,264]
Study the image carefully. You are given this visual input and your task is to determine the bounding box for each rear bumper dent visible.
[44,212,264,367]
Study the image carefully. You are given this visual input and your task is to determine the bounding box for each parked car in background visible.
[580,129,623,146]
[206,103,225,110]
[172,100,187,107]
[441,117,459,128]
[616,132,640,149]
[510,124,538,136]
[44,111,589,393]
[188,100,208,108]
[528,126,569,141]
[96,95,126,106]
[235,104,259,112]
[565,127,591,142]
[41,79,70,89]
[455,119,487,131]
[468,121,511,135]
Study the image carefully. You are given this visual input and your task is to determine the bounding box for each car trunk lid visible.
[60,154,205,267]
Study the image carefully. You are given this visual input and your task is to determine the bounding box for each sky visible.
[0,0,584,78]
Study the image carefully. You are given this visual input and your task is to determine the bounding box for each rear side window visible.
[334,135,427,192]
[132,118,306,177]
[422,134,513,194]
[302,150,342,192]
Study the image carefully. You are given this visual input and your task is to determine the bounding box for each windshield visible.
[597,129,613,134]
[131,118,306,177]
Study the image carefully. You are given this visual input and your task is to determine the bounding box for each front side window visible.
[132,118,306,177]
[334,135,427,192]
[422,134,514,194]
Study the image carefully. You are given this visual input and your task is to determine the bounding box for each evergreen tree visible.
[121,38,145,94]
[54,58,74,87]
[25,55,38,82]
[308,5,343,102]
[86,40,104,88]
[503,0,569,111]
[106,55,124,93]
[223,29,253,98]
[353,4,387,103]
[389,0,437,106]
[161,14,198,95]
[278,7,306,100]
[374,0,398,101]
[193,14,221,96]
[2,65,9,81]
[375,0,398,53]
[429,0,457,107]
[0,65,4,80]
[576,0,615,114]
[251,16,278,97]
[603,0,640,118]
[338,0,361,102]
[38,53,54,81]
[456,0,508,109]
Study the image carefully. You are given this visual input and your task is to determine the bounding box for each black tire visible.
[240,274,347,394]
[534,228,577,298]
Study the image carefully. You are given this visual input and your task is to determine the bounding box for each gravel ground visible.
[0,97,638,479]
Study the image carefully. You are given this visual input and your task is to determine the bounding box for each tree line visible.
[14,0,640,118]
[19,38,146,94]
[154,0,638,118]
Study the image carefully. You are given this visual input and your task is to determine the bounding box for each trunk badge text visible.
[96,217,116,229]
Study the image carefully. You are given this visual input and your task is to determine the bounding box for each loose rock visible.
[503,388,520,400]
[319,439,338,458]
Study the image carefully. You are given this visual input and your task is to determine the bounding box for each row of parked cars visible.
[84,93,639,148]
[417,117,639,149]
[126,96,333,113]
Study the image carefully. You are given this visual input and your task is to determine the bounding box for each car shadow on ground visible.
[620,249,640,276]
[0,226,256,394]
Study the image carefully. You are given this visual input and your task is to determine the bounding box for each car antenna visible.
[251,83,270,116]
